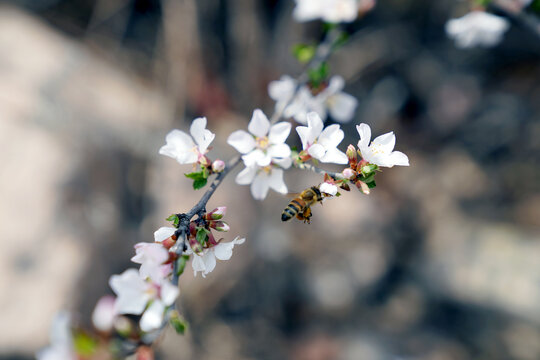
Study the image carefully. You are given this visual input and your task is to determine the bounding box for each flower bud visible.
[346,144,357,164]
[92,295,116,333]
[355,180,370,195]
[205,206,226,220]
[160,236,177,250]
[361,164,378,177]
[212,159,225,173]
[342,168,356,180]
[113,316,133,337]
[210,220,230,232]
[188,234,203,254]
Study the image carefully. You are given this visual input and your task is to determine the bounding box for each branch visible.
[295,161,344,180]
[490,1,540,39]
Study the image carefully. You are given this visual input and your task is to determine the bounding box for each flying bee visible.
[281,186,323,223]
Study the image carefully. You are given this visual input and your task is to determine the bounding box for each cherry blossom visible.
[269,76,357,124]
[159,117,215,164]
[320,182,338,196]
[228,109,291,200]
[131,242,172,282]
[446,11,510,48]
[296,112,348,164]
[187,237,245,278]
[36,312,75,360]
[154,226,176,242]
[356,123,409,168]
[92,295,116,332]
[293,0,360,23]
[109,269,179,332]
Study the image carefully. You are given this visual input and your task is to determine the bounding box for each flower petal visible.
[269,122,291,145]
[327,93,358,123]
[154,227,176,243]
[273,157,292,169]
[160,281,180,305]
[268,76,296,101]
[213,239,240,261]
[242,149,271,167]
[248,109,270,137]
[356,123,371,150]
[139,301,165,332]
[159,130,197,164]
[389,151,410,167]
[372,131,396,153]
[268,143,291,159]
[227,130,256,154]
[307,143,326,160]
[321,147,348,164]
[319,182,338,196]
[318,124,344,148]
[251,172,270,200]
[296,125,310,150]
[306,112,324,142]
[268,168,288,194]
[190,117,215,153]
[236,166,257,185]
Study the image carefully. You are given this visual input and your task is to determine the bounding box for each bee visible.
[281,186,323,223]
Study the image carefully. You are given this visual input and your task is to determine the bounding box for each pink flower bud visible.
[206,206,226,220]
[113,316,132,337]
[355,180,370,195]
[212,159,225,173]
[210,220,230,232]
[346,144,357,163]
[188,235,203,254]
[342,168,356,180]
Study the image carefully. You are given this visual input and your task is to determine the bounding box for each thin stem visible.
[295,161,343,180]
[490,1,540,39]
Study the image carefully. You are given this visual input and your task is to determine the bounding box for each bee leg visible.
[296,213,305,221]
[303,208,312,224]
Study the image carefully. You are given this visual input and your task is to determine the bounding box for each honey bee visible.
[281,186,323,223]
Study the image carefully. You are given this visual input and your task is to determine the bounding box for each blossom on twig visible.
[187,237,245,278]
[294,0,360,23]
[159,117,215,164]
[296,112,348,164]
[356,123,409,168]
[131,243,172,282]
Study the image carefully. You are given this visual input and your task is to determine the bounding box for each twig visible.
[295,162,343,180]
[490,1,540,39]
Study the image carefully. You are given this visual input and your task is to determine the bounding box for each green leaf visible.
[193,178,208,190]
[367,180,377,189]
[531,0,540,12]
[196,227,208,245]
[73,332,97,356]
[333,32,349,49]
[308,62,329,88]
[175,255,190,276]
[169,310,188,335]
[474,0,492,6]
[184,171,204,180]
[166,214,180,227]
[293,44,316,64]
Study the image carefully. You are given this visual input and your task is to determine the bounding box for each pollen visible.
[256,136,270,150]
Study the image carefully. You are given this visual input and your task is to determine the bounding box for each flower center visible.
[370,142,386,155]
[256,136,269,150]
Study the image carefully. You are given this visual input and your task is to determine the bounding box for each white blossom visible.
[269,76,357,124]
[228,109,291,200]
[109,268,179,332]
[356,123,409,168]
[187,237,245,278]
[446,11,510,48]
[92,296,116,332]
[36,312,75,360]
[320,182,338,196]
[296,112,348,164]
[154,226,176,243]
[294,0,360,23]
[159,117,215,164]
[131,242,172,282]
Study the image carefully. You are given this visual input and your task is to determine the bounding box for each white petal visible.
[248,109,270,137]
[242,149,271,167]
[320,147,348,164]
[160,281,180,305]
[319,182,338,196]
[109,269,149,315]
[268,143,291,159]
[269,122,291,145]
[318,124,344,148]
[190,117,215,153]
[268,168,288,194]
[154,227,176,243]
[372,131,396,153]
[356,123,371,149]
[235,166,257,185]
[389,151,410,167]
[92,296,116,332]
[251,172,270,200]
[227,130,256,154]
[268,76,296,101]
[273,157,292,169]
[139,301,165,332]
[213,242,236,261]
[306,112,324,142]
[49,311,72,346]
[191,254,207,277]
[114,292,149,315]
[327,92,357,123]
[159,130,197,164]
[308,143,326,160]
[202,251,217,275]
[325,75,345,95]
[296,125,310,150]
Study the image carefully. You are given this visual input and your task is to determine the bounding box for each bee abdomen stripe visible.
[291,199,303,208]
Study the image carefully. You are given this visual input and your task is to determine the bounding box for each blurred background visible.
[1,0,539,359]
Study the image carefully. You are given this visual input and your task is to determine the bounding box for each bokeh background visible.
[1,0,539,359]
